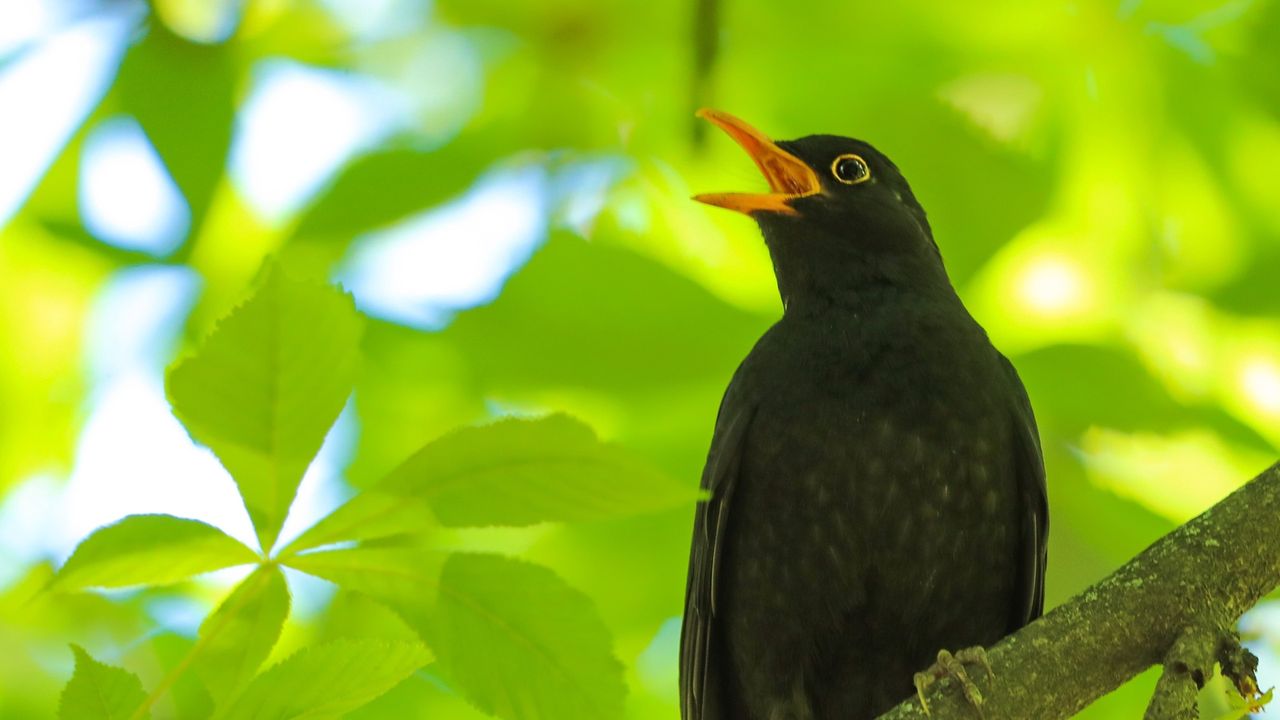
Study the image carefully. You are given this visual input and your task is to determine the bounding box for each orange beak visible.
[693,109,821,216]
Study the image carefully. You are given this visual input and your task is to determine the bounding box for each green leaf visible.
[343,321,486,489]
[167,262,364,551]
[278,492,436,557]
[1217,685,1274,719]
[59,645,148,720]
[282,413,690,552]
[424,553,625,720]
[115,21,236,240]
[442,234,770,393]
[282,546,446,611]
[380,413,697,527]
[214,639,430,720]
[142,633,215,720]
[192,565,291,703]
[52,515,258,592]
[287,128,509,247]
[316,590,421,645]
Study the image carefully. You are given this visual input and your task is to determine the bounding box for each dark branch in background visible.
[878,462,1280,720]
[690,0,720,147]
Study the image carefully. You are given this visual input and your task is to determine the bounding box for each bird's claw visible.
[955,646,995,682]
[912,646,994,717]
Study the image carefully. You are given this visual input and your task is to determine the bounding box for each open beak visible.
[693,109,821,216]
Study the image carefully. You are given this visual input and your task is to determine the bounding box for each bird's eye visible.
[831,154,870,185]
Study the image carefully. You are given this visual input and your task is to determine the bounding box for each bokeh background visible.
[2,0,1279,717]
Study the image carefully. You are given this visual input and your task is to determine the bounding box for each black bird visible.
[680,110,1048,720]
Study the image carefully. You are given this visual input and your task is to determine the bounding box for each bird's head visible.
[694,109,951,309]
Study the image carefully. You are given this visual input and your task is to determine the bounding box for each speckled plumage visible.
[681,132,1047,720]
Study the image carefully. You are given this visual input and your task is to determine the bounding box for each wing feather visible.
[680,404,755,720]
[1000,355,1049,626]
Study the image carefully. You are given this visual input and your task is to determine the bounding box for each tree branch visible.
[877,461,1280,720]
[1143,623,1218,720]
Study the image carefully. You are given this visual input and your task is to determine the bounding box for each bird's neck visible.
[760,216,958,317]
[770,249,959,318]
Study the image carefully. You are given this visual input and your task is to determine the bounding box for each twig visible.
[1143,624,1218,720]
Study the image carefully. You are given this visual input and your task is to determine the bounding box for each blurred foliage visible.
[1,0,1278,718]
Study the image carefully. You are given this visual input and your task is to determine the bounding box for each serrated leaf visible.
[59,645,148,720]
[380,413,696,527]
[144,633,215,720]
[283,546,445,612]
[318,590,421,644]
[278,492,436,557]
[193,565,290,703]
[214,639,430,720]
[167,262,364,552]
[52,515,258,592]
[424,553,625,720]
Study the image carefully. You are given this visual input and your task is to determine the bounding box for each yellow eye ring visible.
[831,154,871,185]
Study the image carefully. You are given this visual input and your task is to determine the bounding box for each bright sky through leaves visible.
[79,117,190,255]
[0,11,136,226]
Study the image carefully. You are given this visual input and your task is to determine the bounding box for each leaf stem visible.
[128,564,272,720]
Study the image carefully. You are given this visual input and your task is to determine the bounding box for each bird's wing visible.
[1001,355,1049,626]
[680,402,755,720]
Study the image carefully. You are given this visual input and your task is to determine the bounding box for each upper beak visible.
[693,109,821,216]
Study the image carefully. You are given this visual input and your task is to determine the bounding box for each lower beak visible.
[693,109,821,216]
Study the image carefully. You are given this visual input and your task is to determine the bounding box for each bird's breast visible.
[720,312,1023,716]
